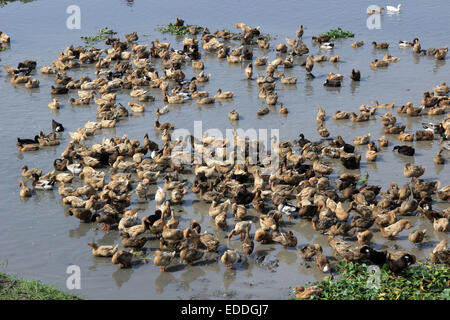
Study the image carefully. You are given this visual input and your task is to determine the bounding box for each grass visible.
[157,22,204,36]
[293,260,450,300]
[0,272,82,300]
[321,27,354,40]
[80,27,117,46]
[0,0,34,7]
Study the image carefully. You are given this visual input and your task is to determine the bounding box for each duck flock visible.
[3,16,450,293]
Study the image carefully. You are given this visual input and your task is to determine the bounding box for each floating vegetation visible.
[358,172,369,183]
[80,27,117,46]
[157,22,204,36]
[0,46,10,52]
[321,27,354,40]
[294,261,450,300]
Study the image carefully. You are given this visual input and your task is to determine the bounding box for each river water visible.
[0,0,448,299]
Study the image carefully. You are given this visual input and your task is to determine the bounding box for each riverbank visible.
[0,272,82,300]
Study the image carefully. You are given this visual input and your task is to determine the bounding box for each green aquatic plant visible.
[0,46,10,52]
[358,172,369,183]
[321,27,354,40]
[296,261,450,300]
[157,22,203,36]
[80,27,117,46]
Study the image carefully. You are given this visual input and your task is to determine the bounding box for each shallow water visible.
[0,0,449,299]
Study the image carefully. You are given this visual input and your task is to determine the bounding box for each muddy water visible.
[0,0,449,299]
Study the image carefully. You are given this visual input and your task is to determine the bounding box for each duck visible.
[87,243,119,257]
[398,40,414,47]
[332,111,351,120]
[179,241,204,266]
[170,188,187,204]
[370,59,389,68]
[373,100,394,109]
[366,147,378,162]
[280,74,297,85]
[257,106,270,116]
[48,98,60,110]
[380,219,411,239]
[111,251,133,269]
[433,218,449,232]
[227,220,252,241]
[404,162,425,179]
[377,136,389,148]
[128,102,145,113]
[328,236,362,262]
[313,160,333,175]
[197,231,219,252]
[434,148,445,165]
[243,62,253,79]
[437,185,450,201]
[228,109,239,121]
[383,52,400,62]
[21,165,42,178]
[252,57,268,68]
[31,173,55,190]
[232,202,247,221]
[294,286,322,299]
[433,82,449,96]
[312,252,330,273]
[275,43,287,53]
[372,42,389,49]
[320,42,334,50]
[351,40,364,48]
[153,250,175,271]
[353,133,371,145]
[387,253,416,274]
[386,4,402,13]
[408,229,426,245]
[350,69,360,81]
[221,249,239,269]
[155,187,166,204]
[19,180,32,198]
[215,88,234,99]
[415,130,434,141]
[278,202,297,221]
[398,131,414,142]
[279,103,288,114]
[297,244,322,260]
[242,231,254,257]
[272,231,297,248]
[429,239,449,264]
[209,199,231,219]
[360,246,387,265]
[357,230,373,246]
[393,145,415,156]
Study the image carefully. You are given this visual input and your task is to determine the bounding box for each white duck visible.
[155,186,166,204]
[67,163,82,175]
[278,203,297,221]
[320,42,334,50]
[386,4,402,13]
